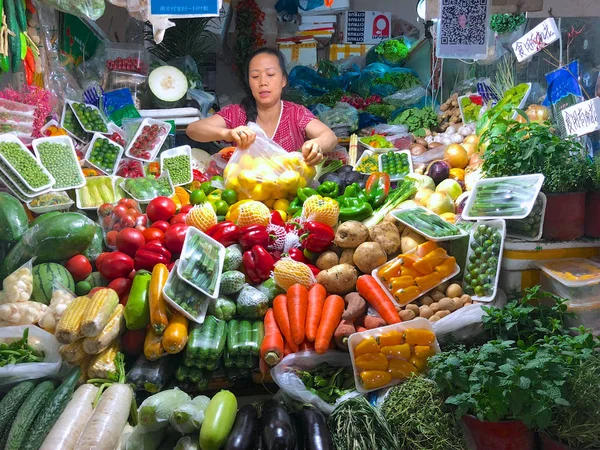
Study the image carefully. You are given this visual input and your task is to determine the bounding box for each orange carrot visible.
[356,275,401,325]
[260,308,284,367]
[305,283,326,342]
[284,340,292,357]
[299,340,315,351]
[314,295,345,354]
[273,294,299,353]
[287,284,308,345]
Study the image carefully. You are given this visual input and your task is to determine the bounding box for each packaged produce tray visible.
[462,174,544,220]
[60,102,89,143]
[391,206,468,242]
[32,135,86,191]
[348,318,440,394]
[84,133,125,176]
[0,98,36,117]
[462,219,506,302]
[160,145,193,186]
[66,100,109,134]
[120,171,174,204]
[177,227,225,299]
[378,149,413,181]
[0,169,36,202]
[506,192,546,241]
[354,150,378,175]
[0,157,48,199]
[76,176,118,210]
[27,191,74,214]
[0,134,55,193]
[163,260,211,324]
[124,118,172,162]
[458,93,483,125]
[0,109,35,126]
[359,135,398,154]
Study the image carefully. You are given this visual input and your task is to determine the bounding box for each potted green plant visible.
[585,155,600,238]
[491,13,527,45]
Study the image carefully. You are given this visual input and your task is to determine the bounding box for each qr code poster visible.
[436,0,491,59]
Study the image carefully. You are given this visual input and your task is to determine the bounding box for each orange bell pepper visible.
[381,343,411,360]
[174,186,190,206]
[360,370,392,389]
[411,355,428,372]
[435,257,457,278]
[414,345,436,358]
[415,272,442,292]
[413,258,434,275]
[401,253,420,268]
[355,352,389,371]
[379,258,403,281]
[389,275,415,292]
[378,331,404,347]
[354,336,380,357]
[387,358,418,379]
[82,168,98,177]
[422,247,448,268]
[401,266,421,278]
[393,286,421,305]
[416,241,438,257]
[404,328,436,346]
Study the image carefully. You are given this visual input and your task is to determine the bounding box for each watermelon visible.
[32,263,76,305]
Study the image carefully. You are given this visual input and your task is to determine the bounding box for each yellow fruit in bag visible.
[225,177,240,192]
[223,163,238,180]
[238,170,256,191]
[236,201,271,227]
[278,170,300,193]
[303,164,316,180]
[284,153,302,170]
[263,198,275,208]
[262,173,279,192]
[239,153,255,169]
[250,184,270,202]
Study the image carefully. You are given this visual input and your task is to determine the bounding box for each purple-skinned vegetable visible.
[426,160,451,185]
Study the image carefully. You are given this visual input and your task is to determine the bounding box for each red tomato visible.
[106,230,118,247]
[151,220,170,232]
[65,254,92,282]
[180,204,193,214]
[143,227,164,243]
[116,228,145,257]
[119,198,138,209]
[121,329,146,357]
[163,223,189,254]
[98,203,114,218]
[102,215,113,229]
[107,277,132,300]
[170,213,187,225]
[136,215,148,227]
[127,208,140,218]
[120,294,129,306]
[119,213,136,229]
[112,223,122,232]
[96,252,134,280]
[146,197,176,222]
[112,204,128,218]
[135,225,147,233]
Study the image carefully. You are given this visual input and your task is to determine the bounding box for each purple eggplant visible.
[261,400,296,450]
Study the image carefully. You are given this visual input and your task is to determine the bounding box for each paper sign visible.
[512,18,559,62]
[149,0,220,17]
[561,98,600,137]
[436,0,491,60]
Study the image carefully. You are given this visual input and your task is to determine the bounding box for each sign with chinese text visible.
[149,0,220,17]
[561,98,600,137]
[512,18,559,62]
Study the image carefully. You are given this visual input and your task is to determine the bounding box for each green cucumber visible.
[0,381,36,447]
[175,366,188,382]
[211,318,227,359]
[227,320,240,356]
[0,192,28,243]
[23,368,81,450]
[6,381,54,450]
[13,0,25,32]
[251,321,264,356]
[4,0,21,73]
[223,348,234,368]
[239,320,252,354]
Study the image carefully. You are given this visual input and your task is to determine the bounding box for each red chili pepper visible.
[26,0,37,13]
[270,210,285,228]
[206,221,241,246]
[306,263,320,277]
[469,94,484,106]
[25,48,35,72]
[193,169,208,183]
[287,247,308,264]
[25,66,33,86]
[134,239,172,271]
[300,222,335,253]
[239,225,271,250]
[242,245,275,283]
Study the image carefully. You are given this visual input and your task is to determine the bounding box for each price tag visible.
[561,98,600,137]
[149,0,220,17]
[512,18,559,62]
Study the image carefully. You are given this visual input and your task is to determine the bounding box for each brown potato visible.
[415,138,428,147]
[399,310,416,321]
[405,304,420,315]
[419,305,434,319]
[431,291,445,302]
[435,310,451,319]
[438,297,457,312]
[340,249,355,266]
[334,221,369,249]
[461,294,473,305]
[316,264,358,295]
[430,302,441,314]
[353,242,387,273]
[429,315,441,322]
[420,295,434,306]
[446,283,463,298]
[316,251,339,271]
[369,221,401,256]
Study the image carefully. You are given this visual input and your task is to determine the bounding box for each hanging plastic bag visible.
[223,123,315,201]
[383,85,427,108]
[271,350,359,415]
[0,258,34,304]
[0,325,61,387]
[318,102,359,138]
[39,0,105,20]
[138,387,191,431]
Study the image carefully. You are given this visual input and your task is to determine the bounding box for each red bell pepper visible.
[307,263,321,277]
[193,169,208,183]
[206,221,241,247]
[239,225,271,250]
[242,245,275,283]
[97,252,135,281]
[300,222,335,253]
[270,250,282,262]
[287,248,309,264]
[270,211,285,227]
[134,239,172,271]
[285,218,302,233]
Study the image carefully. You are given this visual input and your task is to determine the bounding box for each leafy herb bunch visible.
[490,13,527,34]
[374,39,410,64]
[391,106,438,136]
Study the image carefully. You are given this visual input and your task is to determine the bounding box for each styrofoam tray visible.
[458,93,482,125]
[348,318,441,394]
[0,98,36,117]
[537,258,600,288]
[160,145,193,186]
[359,136,398,154]
[120,170,174,204]
[0,157,45,198]
[75,176,118,210]
[0,169,36,202]
[372,254,460,307]
[353,150,378,175]
[506,192,547,241]
[32,135,86,191]
[124,118,172,163]
[462,174,544,220]
[463,219,506,302]
[177,227,225,299]
[27,192,74,214]
[391,206,468,242]
[0,134,55,192]
[84,133,125,176]
[67,100,110,134]
[377,149,413,181]
[0,109,35,126]
[163,260,210,324]
[60,102,89,143]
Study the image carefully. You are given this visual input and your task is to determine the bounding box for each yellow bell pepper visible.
[174,187,190,206]
[410,356,428,372]
[414,345,435,358]
[276,210,287,222]
[171,193,182,210]
[415,272,442,292]
[378,331,404,347]
[435,257,457,278]
[380,344,411,360]
[422,247,448,268]
[82,168,98,177]
[353,336,380,357]
[404,328,436,346]
[412,258,434,275]
[389,276,415,292]
[355,352,388,371]
[402,253,420,268]
[401,267,421,278]
[378,259,403,281]
[388,358,418,379]
[360,370,392,390]
[393,286,421,305]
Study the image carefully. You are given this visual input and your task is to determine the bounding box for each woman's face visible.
[248,53,287,107]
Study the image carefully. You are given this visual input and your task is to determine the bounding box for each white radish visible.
[40,384,99,450]
[75,383,133,450]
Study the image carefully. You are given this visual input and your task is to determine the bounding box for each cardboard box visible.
[329,43,373,61]
[278,40,318,70]
[342,11,391,44]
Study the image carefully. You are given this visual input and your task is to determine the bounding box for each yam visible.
[342,293,366,321]
[369,221,401,255]
[334,319,355,350]
[353,242,387,273]
[339,249,356,266]
[316,264,358,295]
[316,251,339,270]
[334,221,369,249]
[364,315,387,329]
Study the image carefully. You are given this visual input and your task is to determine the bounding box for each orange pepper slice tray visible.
[537,258,600,287]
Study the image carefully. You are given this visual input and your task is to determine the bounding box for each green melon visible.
[32,263,75,305]
[223,244,243,272]
[219,271,246,295]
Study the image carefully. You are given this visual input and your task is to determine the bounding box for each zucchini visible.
[6,381,54,450]
[22,368,81,450]
[13,0,25,31]
[0,381,36,447]
[227,320,240,356]
[4,0,20,73]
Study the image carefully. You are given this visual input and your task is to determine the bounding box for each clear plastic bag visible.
[188,90,216,118]
[318,102,359,138]
[271,350,359,415]
[138,387,191,431]
[169,395,210,434]
[174,436,200,450]
[383,86,427,108]
[223,123,315,200]
[38,282,76,333]
[0,258,34,304]
[0,325,61,387]
[39,0,105,20]
[127,355,176,393]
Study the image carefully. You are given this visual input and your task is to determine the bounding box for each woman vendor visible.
[186,48,338,166]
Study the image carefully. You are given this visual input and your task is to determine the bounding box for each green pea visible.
[37,141,83,189]
[0,141,50,189]
[163,154,191,185]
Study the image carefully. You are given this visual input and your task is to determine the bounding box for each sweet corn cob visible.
[55,296,91,344]
[81,289,119,337]
[59,340,87,363]
[88,341,120,381]
[76,356,93,384]
[83,304,125,355]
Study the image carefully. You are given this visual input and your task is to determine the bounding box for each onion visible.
[426,160,451,185]
[444,144,469,169]
[436,179,462,201]
[426,192,455,215]
[409,144,427,156]
[414,188,434,206]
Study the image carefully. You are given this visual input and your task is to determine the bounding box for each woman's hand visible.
[224,126,257,149]
[302,139,324,166]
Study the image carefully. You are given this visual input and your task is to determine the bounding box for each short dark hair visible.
[241,47,288,123]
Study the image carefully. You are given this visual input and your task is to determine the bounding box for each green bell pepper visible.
[286,197,302,216]
[297,187,319,203]
[317,181,339,198]
[338,182,374,222]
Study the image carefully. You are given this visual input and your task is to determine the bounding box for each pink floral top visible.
[216,101,316,152]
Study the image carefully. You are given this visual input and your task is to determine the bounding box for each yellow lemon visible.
[263,198,275,208]
[278,170,300,192]
[238,170,256,191]
[237,192,250,200]
[283,152,302,169]
[239,153,255,170]
[250,184,270,202]
[223,163,238,180]
[225,177,241,192]
[297,177,307,190]
[303,164,316,180]
[262,173,279,192]
[273,199,290,211]
[272,154,286,168]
